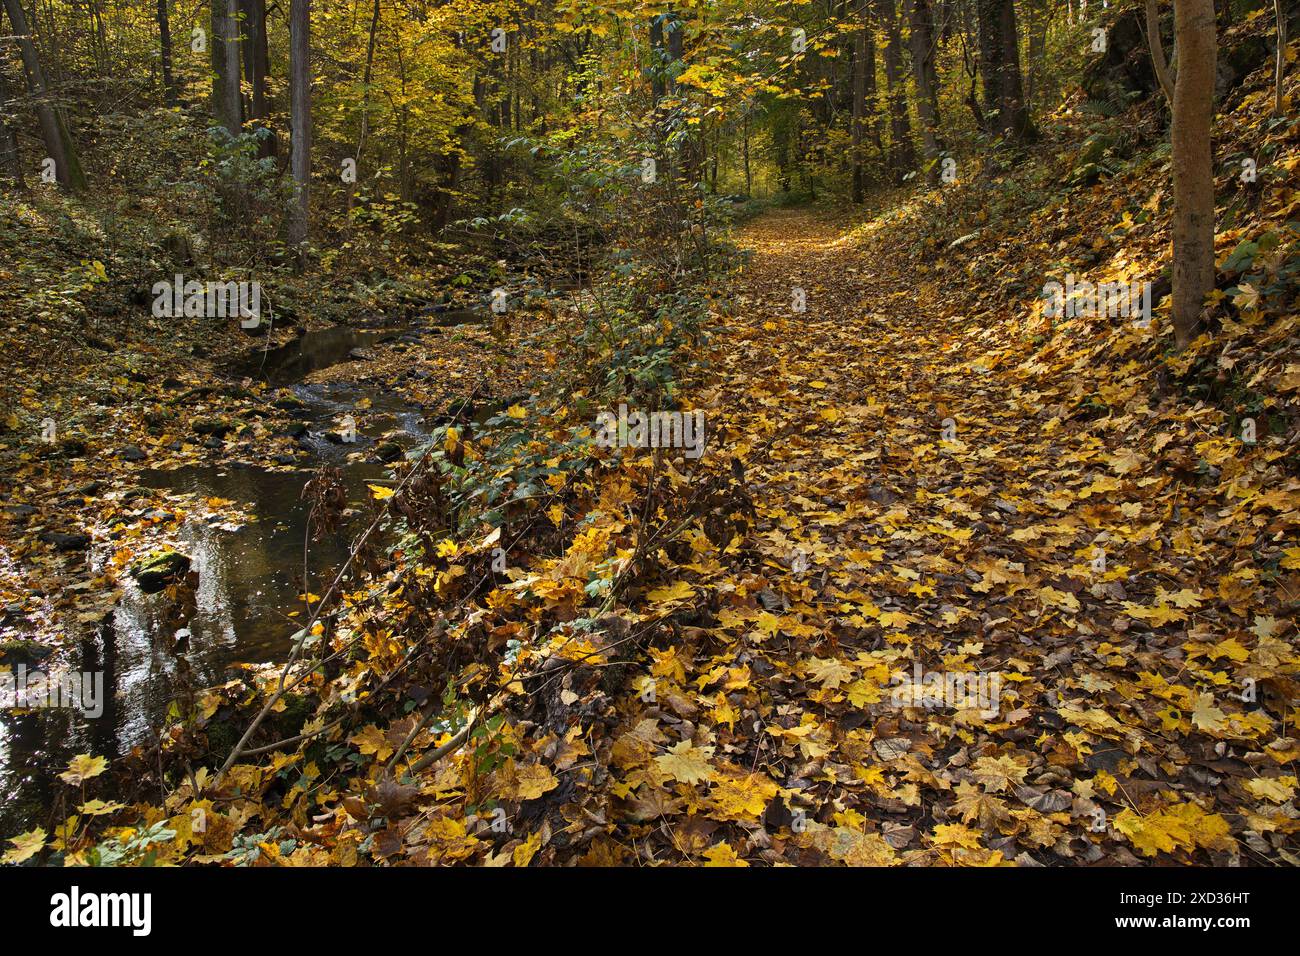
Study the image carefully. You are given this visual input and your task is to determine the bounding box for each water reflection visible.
[0,463,388,838]
[0,317,456,838]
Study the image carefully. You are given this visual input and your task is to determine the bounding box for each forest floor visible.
[492,205,1298,867]
[5,194,1299,865]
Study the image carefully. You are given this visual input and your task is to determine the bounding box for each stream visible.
[0,312,484,836]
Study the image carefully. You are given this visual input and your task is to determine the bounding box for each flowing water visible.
[0,314,483,836]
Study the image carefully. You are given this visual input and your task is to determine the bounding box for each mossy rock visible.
[204,717,241,764]
[279,421,309,439]
[272,694,315,739]
[1068,162,1108,187]
[192,416,234,437]
[1077,133,1116,167]
[130,549,191,594]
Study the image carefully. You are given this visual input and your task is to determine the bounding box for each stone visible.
[39,531,91,552]
[130,549,192,594]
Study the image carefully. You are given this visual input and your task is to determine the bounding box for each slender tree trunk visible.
[852,8,863,201]
[157,0,177,104]
[1146,0,1176,104]
[877,0,915,181]
[211,0,241,133]
[0,71,22,186]
[2,0,83,189]
[241,0,272,153]
[1274,0,1287,116]
[1026,0,1048,109]
[865,15,884,162]
[977,0,1034,140]
[649,16,666,106]
[995,0,1035,139]
[742,111,751,195]
[222,0,241,133]
[977,0,1002,125]
[852,0,868,201]
[666,10,699,182]
[907,0,947,182]
[1170,0,1216,348]
[287,0,311,253]
[348,0,380,212]
[210,0,224,122]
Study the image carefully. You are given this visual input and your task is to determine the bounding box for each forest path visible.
[593,206,1249,865]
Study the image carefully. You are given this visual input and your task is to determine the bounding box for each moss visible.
[204,718,242,764]
[273,693,315,739]
[130,549,191,593]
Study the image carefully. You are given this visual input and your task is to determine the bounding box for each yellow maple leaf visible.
[513,830,543,867]
[349,724,393,761]
[1038,586,1080,612]
[1191,694,1228,733]
[1244,776,1296,803]
[367,483,396,501]
[1115,802,1234,857]
[78,799,125,816]
[508,763,559,800]
[702,841,749,866]
[971,754,1029,792]
[804,656,855,689]
[655,740,716,785]
[3,827,47,864]
[59,754,108,786]
[646,580,695,603]
[828,827,898,865]
[931,823,984,849]
[1167,588,1204,609]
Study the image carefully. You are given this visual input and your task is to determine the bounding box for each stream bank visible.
[0,312,491,836]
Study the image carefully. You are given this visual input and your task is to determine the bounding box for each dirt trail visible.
[588,208,1281,866]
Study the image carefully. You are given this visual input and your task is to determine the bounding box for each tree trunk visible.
[666,11,700,182]
[907,0,947,182]
[1025,0,1048,109]
[2,0,83,189]
[287,0,311,253]
[210,0,224,124]
[649,16,666,104]
[1146,0,1176,104]
[1170,0,1216,348]
[222,0,242,134]
[742,111,751,195]
[241,0,273,153]
[211,0,241,133]
[995,0,1034,140]
[852,0,868,201]
[977,0,1002,125]
[877,0,916,182]
[977,0,1035,141]
[157,0,177,105]
[865,15,884,163]
[1274,0,1287,116]
[347,0,381,212]
[0,71,22,186]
